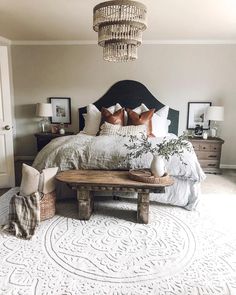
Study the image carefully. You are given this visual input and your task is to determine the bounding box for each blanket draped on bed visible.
[3,192,40,239]
[33,134,206,210]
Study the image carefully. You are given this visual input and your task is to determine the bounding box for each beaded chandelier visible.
[93,0,147,62]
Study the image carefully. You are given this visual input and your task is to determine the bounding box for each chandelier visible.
[93,0,147,62]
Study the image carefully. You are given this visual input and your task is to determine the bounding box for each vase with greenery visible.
[124,134,192,177]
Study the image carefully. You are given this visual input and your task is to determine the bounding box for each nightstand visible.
[188,136,224,174]
[34,132,74,152]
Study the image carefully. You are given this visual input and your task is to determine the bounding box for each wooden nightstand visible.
[188,136,224,174]
[34,132,74,152]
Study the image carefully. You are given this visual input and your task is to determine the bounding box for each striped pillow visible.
[99,122,147,137]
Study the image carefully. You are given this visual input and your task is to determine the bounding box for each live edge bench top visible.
[56,169,174,191]
[56,169,174,224]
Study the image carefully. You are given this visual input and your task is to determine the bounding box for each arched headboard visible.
[78,80,179,135]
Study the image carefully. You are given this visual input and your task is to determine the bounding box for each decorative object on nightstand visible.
[59,123,65,135]
[188,136,224,174]
[51,125,59,134]
[202,131,208,140]
[205,106,224,137]
[34,132,74,152]
[194,124,203,136]
[36,103,53,133]
[187,102,211,130]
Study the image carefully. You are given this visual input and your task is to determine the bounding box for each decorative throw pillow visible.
[135,103,171,137]
[82,103,122,135]
[20,164,40,196]
[132,104,147,114]
[101,107,125,126]
[122,104,149,125]
[126,108,155,137]
[38,167,59,194]
[20,164,58,196]
[99,121,147,137]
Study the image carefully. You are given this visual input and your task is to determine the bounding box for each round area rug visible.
[0,188,236,295]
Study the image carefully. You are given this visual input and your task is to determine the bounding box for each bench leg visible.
[137,193,149,224]
[77,190,93,220]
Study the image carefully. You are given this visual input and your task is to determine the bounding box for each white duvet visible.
[33,133,206,210]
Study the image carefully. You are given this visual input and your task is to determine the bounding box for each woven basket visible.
[40,190,56,221]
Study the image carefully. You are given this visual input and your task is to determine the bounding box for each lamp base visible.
[210,128,217,137]
[39,118,51,133]
[210,121,218,137]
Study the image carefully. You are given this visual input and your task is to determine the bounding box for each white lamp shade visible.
[206,106,224,121]
[36,103,53,117]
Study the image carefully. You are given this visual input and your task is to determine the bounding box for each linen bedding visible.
[33,133,206,210]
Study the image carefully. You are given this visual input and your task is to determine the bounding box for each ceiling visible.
[1,0,236,42]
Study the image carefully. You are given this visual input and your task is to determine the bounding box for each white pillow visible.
[20,164,58,196]
[134,103,171,137]
[100,121,147,137]
[38,167,58,194]
[152,115,171,137]
[20,164,40,196]
[82,103,122,136]
[133,104,147,114]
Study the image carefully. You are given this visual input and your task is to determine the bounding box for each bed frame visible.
[78,80,179,135]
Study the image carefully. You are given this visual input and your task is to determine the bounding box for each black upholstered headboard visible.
[78,80,179,135]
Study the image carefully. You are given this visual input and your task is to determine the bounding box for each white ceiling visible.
[1,0,236,42]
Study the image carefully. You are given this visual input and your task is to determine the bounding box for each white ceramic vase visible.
[59,128,65,135]
[150,155,165,177]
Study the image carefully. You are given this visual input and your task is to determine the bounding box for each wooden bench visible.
[56,170,174,224]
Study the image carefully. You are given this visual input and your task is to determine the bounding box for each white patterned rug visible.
[0,188,236,295]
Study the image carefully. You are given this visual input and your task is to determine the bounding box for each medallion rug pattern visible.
[0,188,236,295]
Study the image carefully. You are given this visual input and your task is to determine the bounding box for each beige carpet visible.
[202,169,236,194]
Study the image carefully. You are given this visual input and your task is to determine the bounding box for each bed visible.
[33,80,205,210]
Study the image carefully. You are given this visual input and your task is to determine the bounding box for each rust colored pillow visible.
[127,108,155,137]
[101,107,125,126]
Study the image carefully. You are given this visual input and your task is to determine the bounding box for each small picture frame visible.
[49,97,71,124]
[187,102,212,130]
[51,125,59,134]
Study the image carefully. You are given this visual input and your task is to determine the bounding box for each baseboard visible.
[0,36,11,45]
[220,164,236,169]
[15,156,35,162]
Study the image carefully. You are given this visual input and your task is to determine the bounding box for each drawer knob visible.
[208,164,216,167]
[209,155,217,158]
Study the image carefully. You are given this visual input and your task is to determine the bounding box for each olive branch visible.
[123,133,192,165]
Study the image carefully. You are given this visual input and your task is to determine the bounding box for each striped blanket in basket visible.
[4,192,41,239]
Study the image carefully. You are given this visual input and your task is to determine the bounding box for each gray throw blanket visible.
[4,192,40,239]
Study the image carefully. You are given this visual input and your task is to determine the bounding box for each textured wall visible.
[11,44,236,166]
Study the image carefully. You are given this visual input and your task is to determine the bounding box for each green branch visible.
[124,134,192,165]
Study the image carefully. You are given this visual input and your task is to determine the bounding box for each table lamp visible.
[206,106,224,137]
[36,103,53,133]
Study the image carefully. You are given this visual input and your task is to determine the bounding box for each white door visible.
[0,46,15,188]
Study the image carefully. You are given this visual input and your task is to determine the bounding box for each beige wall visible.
[11,44,236,166]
